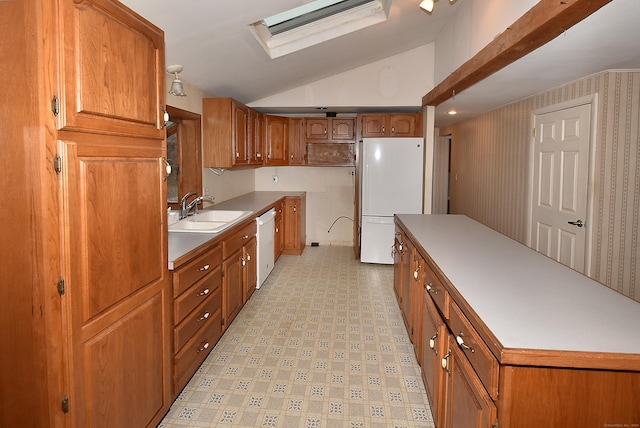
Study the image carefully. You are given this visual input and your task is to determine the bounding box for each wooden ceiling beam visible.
[422,0,613,107]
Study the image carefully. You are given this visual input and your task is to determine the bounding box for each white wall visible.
[249,44,435,108]
[255,167,356,246]
[434,0,537,84]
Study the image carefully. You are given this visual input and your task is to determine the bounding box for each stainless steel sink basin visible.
[168,210,253,233]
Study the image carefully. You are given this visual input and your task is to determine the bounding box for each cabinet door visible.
[233,101,249,166]
[283,198,300,250]
[249,109,264,165]
[393,230,405,305]
[331,118,355,140]
[441,338,497,428]
[61,136,171,428]
[400,238,413,330]
[274,211,284,262]
[223,249,244,329]
[288,117,306,165]
[243,237,257,302]
[390,114,421,137]
[421,290,447,428]
[306,118,329,140]
[59,0,164,139]
[361,114,389,138]
[265,115,289,165]
[410,251,424,362]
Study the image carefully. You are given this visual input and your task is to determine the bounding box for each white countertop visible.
[168,191,305,269]
[396,214,640,356]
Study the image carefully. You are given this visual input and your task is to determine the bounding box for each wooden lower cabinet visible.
[442,338,497,428]
[274,200,284,261]
[421,288,447,427]
[283,195,306,255]
[172,244,223,397]
[222,220,257,329]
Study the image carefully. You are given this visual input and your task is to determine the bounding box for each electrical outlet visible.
[273,175,279,184]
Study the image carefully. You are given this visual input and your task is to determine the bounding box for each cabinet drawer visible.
[174,286,222,352]
[173,244,222,297]
[174,266,222,323]
[449,302,499,399]
[223,220,257,259]
[423,261,450,320]
[174,308,223,395]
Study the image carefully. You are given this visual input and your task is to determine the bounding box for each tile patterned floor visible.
[159,246,434,428]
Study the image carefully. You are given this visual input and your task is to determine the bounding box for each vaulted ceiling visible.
[121,0,640,126]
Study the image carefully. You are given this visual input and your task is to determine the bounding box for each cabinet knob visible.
[290,154,294,159]
[197,341,210,353]
[413,265,420,280]
[257,153,262,158]
[456,333,475,353]
[425,282,437,294]
[429,332,438,354]
[441,351,451,374]
[197,288,210,297]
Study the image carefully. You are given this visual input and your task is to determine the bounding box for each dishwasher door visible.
[256,208,276,288]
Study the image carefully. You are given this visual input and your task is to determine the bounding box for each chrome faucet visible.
[179,191,215,219]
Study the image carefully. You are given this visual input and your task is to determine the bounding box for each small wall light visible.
[167,65,187,97]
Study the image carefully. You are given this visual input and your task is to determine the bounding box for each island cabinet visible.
[172,244,223,397]
[222,219,257,329]
[360,113,423,138]
[203,98,250,168]
[283,195,307,255]
[395,214,640,428]
[264,115,289,165]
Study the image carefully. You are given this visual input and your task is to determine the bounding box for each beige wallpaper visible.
[440,70,640,302]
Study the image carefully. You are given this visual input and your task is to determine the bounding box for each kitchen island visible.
[395,214,640,428]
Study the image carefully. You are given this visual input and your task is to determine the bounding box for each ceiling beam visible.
[422,0,613,107]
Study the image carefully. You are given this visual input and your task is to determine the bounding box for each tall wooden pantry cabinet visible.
[1,1,172,427]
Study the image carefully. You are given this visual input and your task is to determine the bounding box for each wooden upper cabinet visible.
[288,117,306,165]
[203,98,251,168]
[264,115,289,166]
[248,109,264,165]
[360,113,422,138]
[58,0,165,139]
[331,118,355,140]
[306,118,355,141]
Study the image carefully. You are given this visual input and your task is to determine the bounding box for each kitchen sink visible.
[168,210,253,233]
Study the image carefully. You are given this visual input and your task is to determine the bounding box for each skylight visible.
[250,0,390,59]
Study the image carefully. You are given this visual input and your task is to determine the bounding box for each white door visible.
[531,104,591,272]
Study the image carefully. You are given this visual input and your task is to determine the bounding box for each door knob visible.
[568,219,584,227]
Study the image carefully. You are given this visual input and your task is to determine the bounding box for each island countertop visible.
[168,191,305,270]
[395,214,640,366]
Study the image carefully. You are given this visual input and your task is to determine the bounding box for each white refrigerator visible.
[360,137,424,264]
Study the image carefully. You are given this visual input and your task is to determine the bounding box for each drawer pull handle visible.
[398,242,404,252]
[197,341,210,353]
[198,311,210,322]
[246,254,251,262]
[429,332,438,355]
[425,282,438,294]
[241,235,249,240]
[241,257,246,268]
[198,264,210,272]
[456,333,475,353]
[197,288,210,297]
[441,351,451,374]
[413,265,420,280]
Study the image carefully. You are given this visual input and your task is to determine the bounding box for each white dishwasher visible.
[256,208,276,288]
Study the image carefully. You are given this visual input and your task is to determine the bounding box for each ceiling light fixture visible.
[167,65,187,97]
[419,0,454,14]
